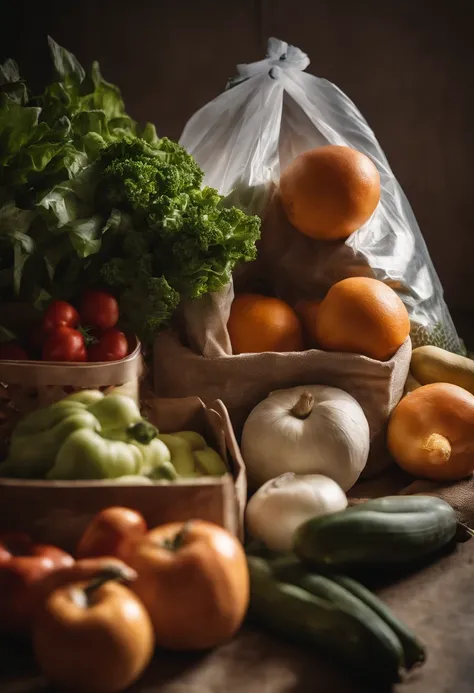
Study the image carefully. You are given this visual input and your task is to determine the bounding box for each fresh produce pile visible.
[0,292,131,362]
[385,345,474,483]
[225,146,410,361]
[0,38,260,346]
[246,495,473,685]
[3,498,468,691]
[0,509,249,693]
[2,34,474,693]
[228,269,410,360]
[247,555,424,685]
[0,389,228,481]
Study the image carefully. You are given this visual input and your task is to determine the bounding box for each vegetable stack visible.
[0,38,260,345]
[246,494,474,683]
[0,389,229,482]
[247,553,425,685]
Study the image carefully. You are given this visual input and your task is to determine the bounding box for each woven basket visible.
[0,337,144,458]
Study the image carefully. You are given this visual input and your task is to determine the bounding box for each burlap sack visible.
[349,465,474,528]
[154,327,411,478]
[153,323,474,529]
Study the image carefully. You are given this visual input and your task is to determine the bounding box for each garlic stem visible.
[291,392,314,420]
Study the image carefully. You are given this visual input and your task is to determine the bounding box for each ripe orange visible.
[228,294,304,355]
[294,299,322,348]
[315,277,410,361]
[279,145,381,241]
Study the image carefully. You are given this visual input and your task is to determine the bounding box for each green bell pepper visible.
[0,390,174,481]
[48,428,145,480]
[1,401,99,478]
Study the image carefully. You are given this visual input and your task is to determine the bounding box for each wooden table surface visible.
[1,539,474,693]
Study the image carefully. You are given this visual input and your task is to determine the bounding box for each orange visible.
[279,145,381,241]
[387,383,474,481]
[228,294,304,355]
[294,299,322,348]
[315,277,410,361]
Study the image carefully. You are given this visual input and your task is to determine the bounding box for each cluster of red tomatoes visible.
[0,291,130,363]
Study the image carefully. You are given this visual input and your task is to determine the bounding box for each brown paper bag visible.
[153,187,413,478]
[154,330,411,478]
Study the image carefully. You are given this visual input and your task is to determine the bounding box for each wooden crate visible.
[0,397,246,552]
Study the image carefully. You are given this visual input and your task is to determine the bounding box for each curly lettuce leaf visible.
[0,202,36,295]
[48,36,86,88]
[0,39,260,345]
[0,59,28,106]
[0,101,42,165]
[80,61,128,121]
[0,59,20,86]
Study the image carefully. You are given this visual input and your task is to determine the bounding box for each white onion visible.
[245,472,348,552]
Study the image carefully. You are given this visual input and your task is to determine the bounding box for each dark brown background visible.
[2,0,474,331]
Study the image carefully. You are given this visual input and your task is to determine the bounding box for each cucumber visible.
[270,556,406,667]
[294,495,461,569]
[247,556,404,684]
[330,574,426,669]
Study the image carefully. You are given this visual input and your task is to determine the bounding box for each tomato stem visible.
[162,521,192,552]
[78,325,96,346]
[82,565,134,604]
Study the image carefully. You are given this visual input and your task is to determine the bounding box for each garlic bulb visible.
[246,472,348,552]
[241,385,370,491]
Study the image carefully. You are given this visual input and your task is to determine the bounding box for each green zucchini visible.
[270,556,407,666]
[247,555,404,684]
[330,574,426,669]
[294,495,463,570]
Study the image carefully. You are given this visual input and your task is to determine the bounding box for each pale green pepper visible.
[155,431,228,478]
[48,429,144,480]
[1,404,99,478]
[0,390,175,481]
[114,476,154,486]
[157,434,197,477]
[194,447,228,476]
[133,439,172,476]
[172,431,207,451]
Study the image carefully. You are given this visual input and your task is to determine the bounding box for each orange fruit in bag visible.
[315,277,409,361]
[279,145,381,241]
[228,294,304,354]
[294,299,322,348]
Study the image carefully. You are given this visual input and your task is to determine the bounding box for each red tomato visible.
[0,342,29,360]
[88,328,129,362]
[79,291,119,331]
[42,301,80,332]
[42,327,87,362]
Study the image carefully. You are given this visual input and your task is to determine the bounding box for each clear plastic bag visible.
[180,37,462,354]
